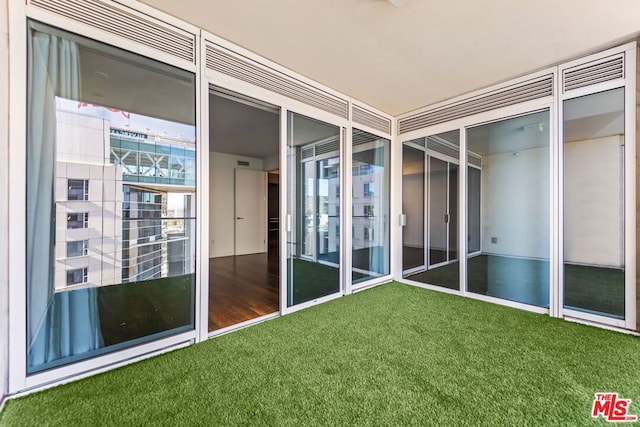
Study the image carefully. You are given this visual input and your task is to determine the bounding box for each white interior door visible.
[235,168,267,255]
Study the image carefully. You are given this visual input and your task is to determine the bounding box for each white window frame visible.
[556,42,637,330]
[66,212,89,229]
[66,240,88,258]
[65,267,88,286]
[396,67,556,315]
[396,42,638,331]
[8,0,200,395]
[67,179,89,201]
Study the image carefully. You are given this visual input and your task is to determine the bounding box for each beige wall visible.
[481,146,550,260]
[0,0,9,403]
[565,136,624,268]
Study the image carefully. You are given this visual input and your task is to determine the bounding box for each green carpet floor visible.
[3,283,639,426]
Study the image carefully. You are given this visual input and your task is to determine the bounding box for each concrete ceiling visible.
[141,0,640,116]
[467,111,551,156]
[79,45,195,125]
[209,92,279,158]
[209,92,340,159]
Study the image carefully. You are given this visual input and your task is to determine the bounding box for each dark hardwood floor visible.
[208,253,279,331]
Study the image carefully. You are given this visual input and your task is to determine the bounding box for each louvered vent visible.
[301,146,314,160]
[408,137,426,148]
[426,136,459,159]
[399,75,553,135]
[206,43,349,119]
[29,0,196,63]
[468,153,482,168]
[352,105,392,135]
[563,54,624,93]
[315,138,340,156]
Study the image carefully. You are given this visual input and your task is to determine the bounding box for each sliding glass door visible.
[287,112,342,306]
[428,157,458,268]
[402,131,460,290]
[466,110,550,307]
[562,88,625,320]
[26,21,196,373]
[352,129,390,284]
[402,140,425,274]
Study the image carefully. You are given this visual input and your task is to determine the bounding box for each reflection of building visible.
[351,163,386,252]
[122,187,163,283]
[54,103,196,290]
[296,137,387,268]
[54,109,123,290]
[122,186,194,283]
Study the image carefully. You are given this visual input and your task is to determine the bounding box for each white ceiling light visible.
[388,0,409,7]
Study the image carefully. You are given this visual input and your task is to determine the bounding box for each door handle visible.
[445,214,449,224]
[236,217,244,220]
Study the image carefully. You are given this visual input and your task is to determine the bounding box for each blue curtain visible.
[27,26,104,370]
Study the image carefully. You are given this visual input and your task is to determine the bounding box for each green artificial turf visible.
[3,282,639,426]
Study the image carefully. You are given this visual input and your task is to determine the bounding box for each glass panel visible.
[448,164,458,261]
[466,111,550,307]
[402,141,425,273]
[404,130,460,290]
[429,157,448,266]
[467,167,481,254]
[287,112,341,306]
[301,160,315,257]
[26,22,196,373]
[352,129,390,284]
[316,157,340,264]
[563,88,625,318]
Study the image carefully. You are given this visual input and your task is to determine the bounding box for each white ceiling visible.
[141,0,640,116]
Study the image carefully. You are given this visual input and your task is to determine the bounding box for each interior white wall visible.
[564,135,624,268]
[402,174,424,248]
[209,151,264,258]
[481,146,550,259]
[0,0,8,404]
[263,154,279,172]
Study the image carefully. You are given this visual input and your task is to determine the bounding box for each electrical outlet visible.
[491,237,498,244]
